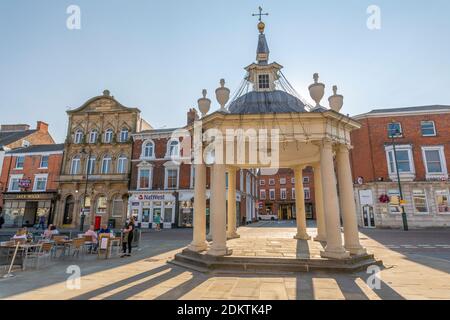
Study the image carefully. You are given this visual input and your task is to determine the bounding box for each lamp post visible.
[390,122,409,231]
[80,147,92,232]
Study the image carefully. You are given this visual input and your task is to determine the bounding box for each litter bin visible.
[131,228,141,248]
[108,218,116,229]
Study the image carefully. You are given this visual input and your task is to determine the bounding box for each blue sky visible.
[1,0,449,142]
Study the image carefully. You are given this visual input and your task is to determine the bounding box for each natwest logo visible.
[137,194,166,201]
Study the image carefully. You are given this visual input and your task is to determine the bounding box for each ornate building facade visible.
[54,90,151,229]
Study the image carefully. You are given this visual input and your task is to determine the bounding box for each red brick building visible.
[129,110,258,229]
[0,144,64,227]
[351,105,450,228]
[257,168,316,220]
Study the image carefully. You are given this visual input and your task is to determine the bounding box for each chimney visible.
[37,121,49,133]
[187,108,199,126]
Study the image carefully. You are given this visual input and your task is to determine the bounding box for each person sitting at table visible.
[12,228,27,240]
[84,225,99,253]
[43,224,54,239]
[98,224,111,236]
[50,225,60,236]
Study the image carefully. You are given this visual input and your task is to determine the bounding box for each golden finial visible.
[253,6,269,34]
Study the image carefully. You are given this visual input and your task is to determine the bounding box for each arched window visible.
[70,156,81,175]
[104,129,113,143]
[89,130,98,144]
[120,128,129,142]
[168,140,180,157]
[111,195,124,218]
[96,196,107,214]
[101,155,112,174]
[63,195,75,225]
[74,130,83,144]
[86,156,96,175]
[143,141,155,158]
[117,155,128,174]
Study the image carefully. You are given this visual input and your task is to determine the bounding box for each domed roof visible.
[228,90,307,114]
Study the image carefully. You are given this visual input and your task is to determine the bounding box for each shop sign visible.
[19,179,31,188]
[359,190,373,206]
[133,193,173,201]
[4,193,53,200]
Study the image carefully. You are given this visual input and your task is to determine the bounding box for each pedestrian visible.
[121,217,135,257]
[38,215,46,230]
[154,213,161,231]
[0,213,5,229]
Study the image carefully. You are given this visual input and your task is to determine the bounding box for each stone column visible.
[319,140,350,259]
[188,164,208,252]
[313,164,327,242]
[207,164,231,256]
[206,166,213,241]
[294,166,310,240]
[227,167,239,239]
[336,145,367,255]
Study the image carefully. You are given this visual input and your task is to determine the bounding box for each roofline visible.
[5,150,64,157]
[66,94,141,114]
[353,106,450,120]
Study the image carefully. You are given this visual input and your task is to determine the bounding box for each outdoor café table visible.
[0,243,42,270]
[54,239,73,258]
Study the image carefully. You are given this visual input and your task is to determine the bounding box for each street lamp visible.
[390,121,409,231]
[80,147,92,232]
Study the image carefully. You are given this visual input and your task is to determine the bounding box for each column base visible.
[294,233,311,240]
[207,246,233,257]
[227,232,240,240]
[187,241,208,253]
[345,245,367,256]
[314,235,327,242]
[320,247,350,260]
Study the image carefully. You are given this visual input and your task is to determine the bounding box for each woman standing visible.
[121,217,135,257]
[154,213,161,231]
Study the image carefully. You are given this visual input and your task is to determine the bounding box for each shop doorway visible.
[63,195,75,225]
[23,202,38,227]
[362,205,376,228]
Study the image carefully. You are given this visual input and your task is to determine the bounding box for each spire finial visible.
[252,6,269,34]
[333,85,338,95]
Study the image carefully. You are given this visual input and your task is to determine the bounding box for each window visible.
[119,128,129,142]
[33,174,48,192]
[70,156,81,175]
[96,196,107,214]
[86,156,96,175]
[304,187,311,200]
[280,178,286,185]
[413,189,428,214]
[166,168,178,189]
[260,190,266,200]
[303,177,310,184]
[40,155,49,169]
[89,130,98,144]
[385,145,415,180]
[259,179,266,186]
[104,129,113,143]
[421,121,436,136]
[168,140,180,157]
[388,189,401,214]
[422,146,447,177]
[292,188,296,200]
[388,122,402,138]
[101,155,112,174]
[112,196,123,218]
[291,178,295,184]
[138,168,152,189]
[15,156,25,169]
[436,190,450,214]
[8,175,23,192]
[117,155,128,174]
[258,74,270,89]
[280,188,287,200]
[269,189,275,200]
[74,130,83,144]
[143,141,155,158]
[268,178,275,186]
[80,196,91,214]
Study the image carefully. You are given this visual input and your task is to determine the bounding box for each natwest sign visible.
[131,193,175,202]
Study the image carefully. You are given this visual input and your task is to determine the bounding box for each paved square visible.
[1,222,450,300]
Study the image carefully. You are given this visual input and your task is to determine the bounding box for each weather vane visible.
[252,6,269,22]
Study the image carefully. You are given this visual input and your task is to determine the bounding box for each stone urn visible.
[197,89,211,117]
[308,73,325,107]
[215,79,230,112]
[328,85,344,113]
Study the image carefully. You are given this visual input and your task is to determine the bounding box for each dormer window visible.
[258,74,270,89]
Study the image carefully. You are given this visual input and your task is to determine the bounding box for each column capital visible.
[336,144,353,153]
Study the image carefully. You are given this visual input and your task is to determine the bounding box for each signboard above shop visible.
[131,193,175,202]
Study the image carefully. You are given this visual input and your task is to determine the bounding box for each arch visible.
[142,140,155,159]
[104,128,114,143]
[74,129,84,144]
[63,195,75,225]
[70,155,82,175]
[167,139,180,158]
[119,126,130,143]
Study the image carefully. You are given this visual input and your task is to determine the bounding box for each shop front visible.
[2,192,57,227]
[129,192,176,229]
